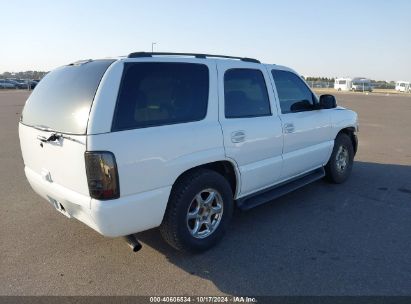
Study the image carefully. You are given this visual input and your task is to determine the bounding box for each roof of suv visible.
[125,52,261,63]
[68,52,298,74]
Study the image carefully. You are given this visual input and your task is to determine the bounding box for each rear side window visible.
[224,69,271,118]
[21,60,114,134]
[112,63,209,131]
[271,70,316,114]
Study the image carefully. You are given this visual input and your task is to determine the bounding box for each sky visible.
[0,0,410,81]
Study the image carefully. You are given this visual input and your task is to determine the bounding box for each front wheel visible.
[325,133,354,183]
[160,169,233,253]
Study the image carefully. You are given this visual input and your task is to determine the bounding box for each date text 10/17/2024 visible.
[149,296,258,303]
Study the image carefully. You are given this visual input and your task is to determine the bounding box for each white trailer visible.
[334,78,352,91]
[395,81,410,92]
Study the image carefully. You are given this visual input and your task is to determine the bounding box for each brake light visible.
[85,151,120,200]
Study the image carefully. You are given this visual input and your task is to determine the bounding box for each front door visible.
[269,68,333,181]
[217,61,284,197]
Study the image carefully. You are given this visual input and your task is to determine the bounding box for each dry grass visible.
[313,88,411,96]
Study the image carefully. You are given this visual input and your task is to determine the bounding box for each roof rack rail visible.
[127,52,260,63]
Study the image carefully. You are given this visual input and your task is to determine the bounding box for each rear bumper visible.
[25,167,171,237]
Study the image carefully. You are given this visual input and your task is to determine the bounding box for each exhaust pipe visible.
[124,235,142,252]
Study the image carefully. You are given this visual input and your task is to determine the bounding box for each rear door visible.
[217,61,283,197]
[19,126,89,196]
[19,59,114,196]
[269,67,333,180]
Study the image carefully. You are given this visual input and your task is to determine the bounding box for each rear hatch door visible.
[19,59,115,196]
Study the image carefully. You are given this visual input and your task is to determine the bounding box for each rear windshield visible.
[21,59,114,134]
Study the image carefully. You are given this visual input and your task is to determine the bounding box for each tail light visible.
[85,151,120,200]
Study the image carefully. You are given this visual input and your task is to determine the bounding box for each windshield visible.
[21,59,114,134]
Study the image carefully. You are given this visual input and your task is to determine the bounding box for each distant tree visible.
[305,76,335,82]
[0,71,47,80]
[1,72,12,78]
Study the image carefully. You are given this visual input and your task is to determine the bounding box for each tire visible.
[160,169,234,253]
[325,133,354,184]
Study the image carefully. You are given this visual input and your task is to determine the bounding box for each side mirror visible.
[290,100,313,112]
[319,94,337,109]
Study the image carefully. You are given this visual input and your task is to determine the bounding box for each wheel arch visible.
[336,127,358,155]
[171,160,240,198]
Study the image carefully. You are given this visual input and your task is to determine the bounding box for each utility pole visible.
[151,42,157,53]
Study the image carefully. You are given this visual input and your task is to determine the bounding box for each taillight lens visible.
[85,151,120,200]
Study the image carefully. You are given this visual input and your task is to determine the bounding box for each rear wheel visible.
[325,133,354,183]
[160,169,233,253]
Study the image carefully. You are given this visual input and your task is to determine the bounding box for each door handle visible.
[231,131,246,143]
[283,123,295,134]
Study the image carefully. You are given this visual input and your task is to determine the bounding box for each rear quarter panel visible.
[87,121,225,197]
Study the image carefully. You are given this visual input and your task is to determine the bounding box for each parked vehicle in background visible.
[19,52,359,253]
[0,79,38,90]
[0,79,17,89]
[334,78,352,91]
[6,79,27,89]
[351,78,373,92]
[25,80,38,89]
[395,81,410,92]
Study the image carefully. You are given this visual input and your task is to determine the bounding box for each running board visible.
[236,168,325,210]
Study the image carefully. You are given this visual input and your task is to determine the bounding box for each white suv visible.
[19,52,358,253]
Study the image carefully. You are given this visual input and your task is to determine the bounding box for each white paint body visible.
[19,56,358,237]
[334,78,352,91]
[395,81,410,92]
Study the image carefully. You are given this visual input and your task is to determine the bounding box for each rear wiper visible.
[33,125,83,144]
[36,132,83,144]
[37,133,61,143]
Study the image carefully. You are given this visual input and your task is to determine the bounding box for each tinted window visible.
[21,60,114,134]
[112,63,209,131]
[339,80,347,85]
[271,70,316,114]
[224,69,271,118]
